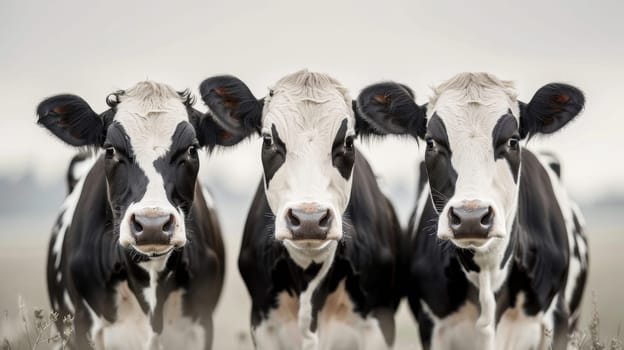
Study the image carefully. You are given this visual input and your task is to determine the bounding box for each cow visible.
[37,81,231,349]
[198,70,404,350]
[357,73,589,350]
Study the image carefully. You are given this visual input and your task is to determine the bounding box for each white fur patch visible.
[496,293,550,350]
[411,182,432,236]
[83,282,204,350]
[421,300,487,350]
[52,154,98,269]
[138,256,170,313]
[254,279,390,350]
[535,153,587,321]
[261,70,355,243]
[114,82,189,250]
[298,254,335,350]
[427,73,521,250]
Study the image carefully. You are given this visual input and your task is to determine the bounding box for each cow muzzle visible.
[277,202,341,244]
[439,199,502,249]
[124,207,186,254]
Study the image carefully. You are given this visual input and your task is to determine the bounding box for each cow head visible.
[37,81,231,257]
[357,73,584,252]
[201,70,384,262]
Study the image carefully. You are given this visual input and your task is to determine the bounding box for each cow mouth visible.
[131,244,175,257]
[450,234,504,250]
[452,238,489,249]
[283,239,334,251]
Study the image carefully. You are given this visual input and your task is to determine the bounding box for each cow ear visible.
[188,107,247,149]
[198,75,263,146]
[37,94,108,147]
[355,82,426,139]
[519,83,585,139]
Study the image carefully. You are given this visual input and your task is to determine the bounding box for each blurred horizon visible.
[1,0,624,204]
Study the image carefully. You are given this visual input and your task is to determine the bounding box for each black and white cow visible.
[357,73,589,350]
[38,82,230,349]
[199,70,403,349]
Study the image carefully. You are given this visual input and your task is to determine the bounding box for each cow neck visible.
[453,211,519,346]
[122,247,183,334]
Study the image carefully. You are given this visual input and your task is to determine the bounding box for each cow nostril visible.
[449,207,461,226]
[287,209,301,226]
[131,214,143,234]
[162,214,175,234]
[318,210,332,228]
[481,207,494,227]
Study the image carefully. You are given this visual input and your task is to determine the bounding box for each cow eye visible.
[345,136,354,150]
[508,136,520,150]
[187,145,198,158]
[105,147,116,159]
[262,134,273,148]
[426,137,435,150]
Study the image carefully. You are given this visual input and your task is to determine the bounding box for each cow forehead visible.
[427,73,520,138]
[264,98,353,144]
[114,82,189,156]
[262,70,354,143]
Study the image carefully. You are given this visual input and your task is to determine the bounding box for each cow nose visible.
[130,213,175,245]
[285,207,333,240]
[448,205,494,239]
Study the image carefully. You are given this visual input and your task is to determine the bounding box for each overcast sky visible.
[1,0,623,202]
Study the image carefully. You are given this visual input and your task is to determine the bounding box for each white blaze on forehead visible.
[262,69,355,189]
[115,81,188,159]
[116,82,187,206]
[261,70,355,241]
[428,73,522,227]
[427,73,520,141]
[114,81,190,246]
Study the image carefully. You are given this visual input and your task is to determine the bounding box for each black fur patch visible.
[103,123,149,230]
[492,112,520,182]
[331,119,355,180]
[424,114,457,212]
[153,122,200,214]
[261,125,286,188]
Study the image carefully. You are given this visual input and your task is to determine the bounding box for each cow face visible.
[200,71,359,253]
[357,73,584,252]
[38,82,230,257]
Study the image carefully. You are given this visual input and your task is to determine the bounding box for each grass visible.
[569,292,622,350]
[1,296,72,350]
[0,293,621,350]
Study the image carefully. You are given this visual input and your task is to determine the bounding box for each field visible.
[0,200,622,349]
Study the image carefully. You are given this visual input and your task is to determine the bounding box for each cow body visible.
[199,70,403,349]
[39,81,229,349]
[239,152,402,349]
[358,73,589,350]
[407,150,588,349]
[47,156,224,349]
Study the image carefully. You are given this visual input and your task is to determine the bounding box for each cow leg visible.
[298,295,320,350]
[73,307,101,350]
[415,312,434,350]
[355,312,394,350]
[550,298,570,350]
[145,330,163,350]
[199,316,214,350]
[252,319,295,350]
